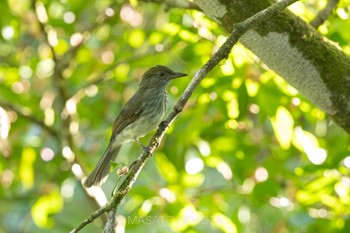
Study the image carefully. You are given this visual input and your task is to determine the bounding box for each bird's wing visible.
[110,92,143,138]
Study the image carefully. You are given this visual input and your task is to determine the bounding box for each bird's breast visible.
[115,90,167,144]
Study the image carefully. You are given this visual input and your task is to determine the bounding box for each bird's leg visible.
[134,138,147,149]
[134,138,152,154]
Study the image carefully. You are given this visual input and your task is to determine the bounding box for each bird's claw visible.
[153,141,160,147]
[134,138,152,154]
[160,121,170,128]
[142,145,153,155]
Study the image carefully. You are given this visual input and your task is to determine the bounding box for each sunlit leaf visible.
[128,29,145,48]
[19,147,36,189]
[270,106,294,149]
[212,212,237,233]
[31,189,63,228]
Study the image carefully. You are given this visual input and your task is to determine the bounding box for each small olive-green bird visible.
[83,65,187,188]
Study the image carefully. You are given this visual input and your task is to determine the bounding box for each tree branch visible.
[71,0,298,231]
[31,0,108,213]
[70,189,127,233]
[310,0,340,28]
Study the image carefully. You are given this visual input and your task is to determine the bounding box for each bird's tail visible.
[83,145,120,188]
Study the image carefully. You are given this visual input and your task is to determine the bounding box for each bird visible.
[83,65,187,188]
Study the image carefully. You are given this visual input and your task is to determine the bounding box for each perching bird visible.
[83,65,187,188]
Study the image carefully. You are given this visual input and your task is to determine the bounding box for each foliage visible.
[0,0,350,232]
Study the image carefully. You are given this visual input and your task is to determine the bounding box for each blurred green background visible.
[1,0,350,232]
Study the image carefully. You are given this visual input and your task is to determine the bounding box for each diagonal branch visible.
[310,0,340,28]
[71,0,298,232]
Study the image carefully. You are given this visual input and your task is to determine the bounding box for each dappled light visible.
[159,187,176,203]
[344,156,350,168]
[254,167,268,183]
[31,189,63,228]
[63,11,75,24]
[70,33,84,46]
[1,0,350,232]
[269,196,293,209]
[62,146,74,161]
[120,5,143,27]
[237,206,251,224]
[294,126,328,165]
[185,157,204,175]
[216,161,233,180]
[40,147,54,161]
[61,179,75,199]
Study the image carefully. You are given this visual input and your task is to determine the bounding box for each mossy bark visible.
[195,0,350,134]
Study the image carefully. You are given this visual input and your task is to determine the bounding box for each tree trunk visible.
[194,0,350,133]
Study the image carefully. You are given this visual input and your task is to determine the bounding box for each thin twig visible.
[70,202,112,233]
[70,190,127,233]
[71,0,298,232]
[310,0,340,28]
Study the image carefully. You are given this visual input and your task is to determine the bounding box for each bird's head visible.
[139,65,187,88]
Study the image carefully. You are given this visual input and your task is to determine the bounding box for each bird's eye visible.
[160,72,165,76]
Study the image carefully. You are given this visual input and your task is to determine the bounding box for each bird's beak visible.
[169,72,187,80]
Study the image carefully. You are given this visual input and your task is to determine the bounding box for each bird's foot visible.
[160,121,170,128]
[134,138,153,155]
[152,141,160,147]
[142,146,153,154]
